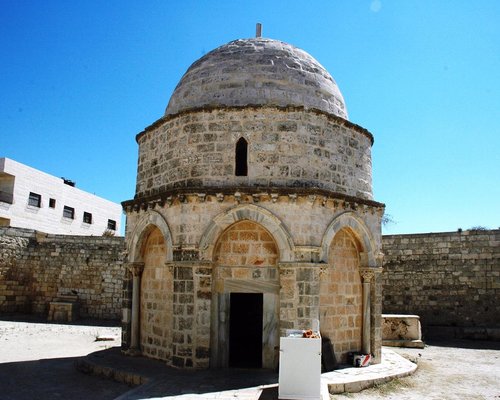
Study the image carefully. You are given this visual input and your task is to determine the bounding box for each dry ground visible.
[332,340,500,400]
[0,316,129,400]
[0,316,499,400]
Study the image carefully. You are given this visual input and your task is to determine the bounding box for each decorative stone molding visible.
[137,105,375,145]
[197,193,206,203]
[127,262,145,277]
[320,211,378,266]
[360,268,375,283]
[127,210,174,263]
[122,187,385,213]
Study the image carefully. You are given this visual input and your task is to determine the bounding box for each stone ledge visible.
[324,348,418,394]
[137,105,374,145]
[122,186,385,211]
[382,339,425,349]
[75,356,147,387]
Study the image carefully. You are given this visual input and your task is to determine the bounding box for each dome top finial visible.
[256,23,262,38]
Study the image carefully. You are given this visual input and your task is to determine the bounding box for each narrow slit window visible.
[235,137,248,176]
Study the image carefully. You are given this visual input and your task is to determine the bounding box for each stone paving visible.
[78,347,416,399]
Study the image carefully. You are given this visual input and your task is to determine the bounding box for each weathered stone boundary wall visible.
[382,229,500,340]
[3,225,498,338]
[0,227,125,319]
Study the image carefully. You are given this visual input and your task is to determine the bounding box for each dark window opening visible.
[0,217,10,227]
[235,137,248,176]
[49,198,56,208]
[83,212,92,224]
[63,206,75,219]
[229,292,263,368]
[28,192,41,208]
[107,219,117,230]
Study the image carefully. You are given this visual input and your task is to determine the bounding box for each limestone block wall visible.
[320,229,362,362]
[382,229,500,339]
[135,107,373,200]
[0,227,125,319]
[122,195,384,367]
[0,228,32,312]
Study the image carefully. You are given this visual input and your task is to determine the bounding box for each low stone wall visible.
[3,225,498,339]
[382,229,500,340]
[0,227,125,319]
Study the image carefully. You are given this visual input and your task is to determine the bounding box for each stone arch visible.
[127,210,174,263]
[139,226,173,361]
[199,204,295,262]
[214,220,279,267]
[205,207,288,369]
[320,228,363,362]
[320,211,377,267]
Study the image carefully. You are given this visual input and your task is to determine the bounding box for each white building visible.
[0,157,122,235]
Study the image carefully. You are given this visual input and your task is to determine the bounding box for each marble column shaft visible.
[360,268,375,355]
[128,262,145,351]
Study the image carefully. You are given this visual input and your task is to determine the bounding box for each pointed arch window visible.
[235,137,248,176]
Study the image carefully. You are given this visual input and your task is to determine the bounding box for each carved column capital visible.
[360,268,376,283]
[361,267,382,282]
[127,262,145,277]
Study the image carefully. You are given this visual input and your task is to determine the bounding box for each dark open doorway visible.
[229,292,263,368]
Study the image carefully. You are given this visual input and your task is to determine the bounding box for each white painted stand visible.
[279,329,322,400]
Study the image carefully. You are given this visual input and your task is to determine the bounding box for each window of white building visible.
[63,206,75,219]
[107,219,116,230]
[28,192,41,208]
[83,212,92,224]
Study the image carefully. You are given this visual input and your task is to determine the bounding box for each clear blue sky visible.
[1,1,499,235]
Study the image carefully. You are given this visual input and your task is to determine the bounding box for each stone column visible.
[128,262,144,353]
[360,268,375,355]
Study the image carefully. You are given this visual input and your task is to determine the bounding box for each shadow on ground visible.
[82,348,279,400]
[0,312,120,327]
[0,356,131,400]
[424,339,500,351]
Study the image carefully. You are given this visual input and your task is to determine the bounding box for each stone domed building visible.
[122,31,385,369]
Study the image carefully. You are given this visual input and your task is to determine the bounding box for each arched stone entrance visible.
[211,220,280,369]
[123,211,174,356]
[139,226,172,360]
[319,211,383,362]
[320,228,363,363]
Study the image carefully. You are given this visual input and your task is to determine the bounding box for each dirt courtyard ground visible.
[333,340,500,400]
[0,316,499,400]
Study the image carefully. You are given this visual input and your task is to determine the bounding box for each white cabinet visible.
[278,332,322,400]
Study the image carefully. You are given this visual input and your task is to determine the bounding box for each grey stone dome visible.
[165,38,348,119]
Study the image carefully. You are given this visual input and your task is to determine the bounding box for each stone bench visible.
[382,314,424,348]
[47,294,79,322]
